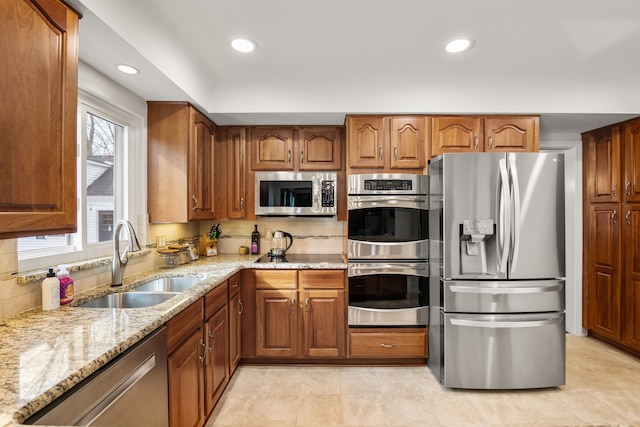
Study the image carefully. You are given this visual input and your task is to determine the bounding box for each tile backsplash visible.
[200,218,347,256]
[0,218,346,319]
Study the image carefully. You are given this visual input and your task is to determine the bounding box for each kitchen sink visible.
[130,276,204,293]
[77,292,178,309]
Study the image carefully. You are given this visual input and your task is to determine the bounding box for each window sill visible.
[15,249,152,284]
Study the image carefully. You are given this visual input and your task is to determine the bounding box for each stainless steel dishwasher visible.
[26,327,168,426]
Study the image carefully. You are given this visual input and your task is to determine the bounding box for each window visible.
[17,91,144,271]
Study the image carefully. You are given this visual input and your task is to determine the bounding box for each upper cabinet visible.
[148,102,216,223]
[431,116,539,157]
[250,127,342,171]
[584,124,622,203]
[624,118,640,203]
[0,0,80,238]
[346,116,428,174]
[226,127,248,219]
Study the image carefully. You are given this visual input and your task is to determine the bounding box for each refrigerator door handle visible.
[450,317,563,328]
[508,155,521,272]
[449,283,564,294]
[498,159,510,274]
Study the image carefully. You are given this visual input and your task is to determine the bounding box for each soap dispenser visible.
[58,264,74,305]
[42,268,60,311]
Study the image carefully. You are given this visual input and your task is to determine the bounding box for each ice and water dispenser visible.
[459,219,494,274]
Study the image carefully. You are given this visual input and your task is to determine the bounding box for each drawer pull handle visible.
[379,343,397,349]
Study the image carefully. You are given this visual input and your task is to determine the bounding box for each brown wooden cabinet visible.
[228,272,242,375]
[148,102,216,222]
[253,269,346,359]
[348,328,428,358]
[583,117,640,356]
[347,116,428,173]
[0,0,80,238]
[226,127,248,219]
[431,116,539,157]
[250,127,342,171]
[167,283,229,427]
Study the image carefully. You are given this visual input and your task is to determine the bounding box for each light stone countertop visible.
[0,253,347,427]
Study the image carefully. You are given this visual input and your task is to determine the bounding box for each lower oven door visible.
[442,312,566,389]
[348,262,429,326]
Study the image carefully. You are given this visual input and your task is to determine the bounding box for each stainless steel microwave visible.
[255,171,337,216]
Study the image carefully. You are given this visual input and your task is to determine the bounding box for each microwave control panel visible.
[321,180,335,207]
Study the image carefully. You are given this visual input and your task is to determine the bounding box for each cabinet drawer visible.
[167,299,204,354]
[299,270,345,289]
[255,270,297,289]
[349,329,427,358]
[205,282,228,319]
[228,272,242,298]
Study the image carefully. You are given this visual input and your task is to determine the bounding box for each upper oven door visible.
[347,195,428,260]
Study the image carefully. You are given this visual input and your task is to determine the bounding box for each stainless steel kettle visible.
[270,230,293,258]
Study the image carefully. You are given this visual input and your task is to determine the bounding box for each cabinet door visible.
[229,291,242,374]
[347,117,385,169]
[302,289,346,357]
[624,119,640,203]
[622,204,640,351]
[227,127,247,218]
[585,126,622,203]
[251,128,295,170]
[189,108,216,220]
[298,127,342,170]
[204,307,228,415]
[389,117,427,170]
[431,116,482,157]
[588,204,622,340]
[168,328,205,427]
[256,289,298,357]
[484,116,538,152]
[0,0,79,238]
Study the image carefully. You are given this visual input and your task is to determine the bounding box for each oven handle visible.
[348,262,428,277]
[347,195,428,210]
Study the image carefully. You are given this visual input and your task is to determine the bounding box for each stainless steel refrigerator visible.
[428,152,566,389]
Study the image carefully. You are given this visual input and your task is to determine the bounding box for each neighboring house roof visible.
[87,166,113,196]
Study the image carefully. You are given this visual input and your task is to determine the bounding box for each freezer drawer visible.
[442,312,565,389]
[442,280,565,313]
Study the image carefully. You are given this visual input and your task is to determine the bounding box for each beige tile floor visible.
[206,334,640,426]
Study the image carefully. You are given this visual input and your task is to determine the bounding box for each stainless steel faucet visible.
[111,220,141,286]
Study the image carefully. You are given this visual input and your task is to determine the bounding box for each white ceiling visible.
[67,0,640,137]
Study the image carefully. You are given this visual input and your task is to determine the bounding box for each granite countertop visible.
[0,253,347,426]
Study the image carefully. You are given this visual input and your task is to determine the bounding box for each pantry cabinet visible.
[346,116,428,173]
[148,102,216,223]
[583,116,640,356]
[250,127,342,171]
[166,283,229,427]
[431,116,539,157]
[253,269,346,358]
[0,0,80,238]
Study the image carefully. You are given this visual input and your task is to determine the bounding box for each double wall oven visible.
[347,174,429,327]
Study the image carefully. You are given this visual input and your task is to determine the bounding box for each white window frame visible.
[18,90,147,272]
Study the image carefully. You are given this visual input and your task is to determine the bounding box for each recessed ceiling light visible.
[115,64,140,75]
[231,38,257,53]
[445,38,473,53]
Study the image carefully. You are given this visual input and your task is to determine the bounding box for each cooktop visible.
[254,253,345,264]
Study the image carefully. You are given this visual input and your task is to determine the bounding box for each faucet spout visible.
[112,220,141,287]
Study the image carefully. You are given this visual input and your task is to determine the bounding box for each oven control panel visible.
[364,179,413,191]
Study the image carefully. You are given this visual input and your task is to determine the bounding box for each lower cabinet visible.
[167,282,229,427]
[348,328,428,358]
[254,269,346,358]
